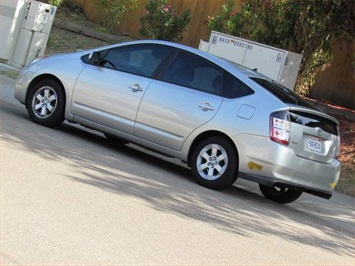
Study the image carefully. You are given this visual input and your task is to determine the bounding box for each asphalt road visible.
[1,66,354,265]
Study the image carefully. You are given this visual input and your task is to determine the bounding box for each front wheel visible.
[27,79,65,128]
[191,137,238,190]
[259,184,303,204]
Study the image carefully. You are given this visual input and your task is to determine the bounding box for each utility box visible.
[0,0,27,60]
[200,31,303,91]
[1,0,56,68]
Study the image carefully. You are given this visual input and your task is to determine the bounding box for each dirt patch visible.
[45,5,111,55]
[337,116,355,196]
[46,27,110,55]
[46,1,130,56]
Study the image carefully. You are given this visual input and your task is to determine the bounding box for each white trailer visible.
[199,31,303,91]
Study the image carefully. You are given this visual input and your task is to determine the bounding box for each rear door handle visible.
[129,84,143,92]
[198,102,215,111]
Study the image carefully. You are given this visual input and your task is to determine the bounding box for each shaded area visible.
[1,100,354,258]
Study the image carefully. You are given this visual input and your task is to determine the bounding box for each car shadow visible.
[2,103,355,257]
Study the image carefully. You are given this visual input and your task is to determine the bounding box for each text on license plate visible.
[307,136,322,153]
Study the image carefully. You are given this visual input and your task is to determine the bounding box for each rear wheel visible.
[27,79,65,128]
[191,137,238,190]
[259,184,303,204]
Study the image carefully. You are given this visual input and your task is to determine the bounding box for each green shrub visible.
[48,0,64,6]
[206,0,354,96]
[95,0,139,34]
[140,0,191,42]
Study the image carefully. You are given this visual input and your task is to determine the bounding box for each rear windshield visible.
[290,111,338,135]
[251,78,319,110]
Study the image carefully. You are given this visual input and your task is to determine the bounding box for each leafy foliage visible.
[140,0,191,42]
[206,0,354,95]
[47,0,64,6]
[95,0,139,34]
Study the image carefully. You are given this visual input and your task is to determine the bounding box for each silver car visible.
[15,40,341,203]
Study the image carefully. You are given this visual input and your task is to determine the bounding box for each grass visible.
[0,70,18,79]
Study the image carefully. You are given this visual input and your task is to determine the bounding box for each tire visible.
[27,79,65,128]
[191,137,238,190]
[259,184,303,204]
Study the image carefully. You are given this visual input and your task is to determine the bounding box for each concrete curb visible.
[0,62,21,72]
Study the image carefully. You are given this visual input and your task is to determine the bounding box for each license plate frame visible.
[307,136,322,153]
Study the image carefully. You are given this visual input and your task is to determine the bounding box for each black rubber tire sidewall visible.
[27,79,65,128]
[191,136,238,190]
[259,184,303,204]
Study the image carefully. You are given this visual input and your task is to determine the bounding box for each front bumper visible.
[14,69,36,105]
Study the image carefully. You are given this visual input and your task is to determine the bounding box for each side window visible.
[161,52,223,95]
[223,71,254,98]
[101,45,174,77]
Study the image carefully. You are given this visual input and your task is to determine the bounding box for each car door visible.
[71,44,174,135]
[135,51,224,151]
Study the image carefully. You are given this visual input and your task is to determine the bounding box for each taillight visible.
[270,111,290,145]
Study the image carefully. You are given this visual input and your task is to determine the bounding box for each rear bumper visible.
[238,172,336,199]
[234,134,341,198]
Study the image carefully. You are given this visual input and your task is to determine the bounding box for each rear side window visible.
[160,52,256,98]
[251,78,318,110]
[161,51,223,95]
[223,71,254,98]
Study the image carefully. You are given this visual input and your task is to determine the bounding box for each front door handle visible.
[198,102,215,111]
[129,84,143,92]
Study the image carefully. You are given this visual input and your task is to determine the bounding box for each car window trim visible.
[151,49,179,79]
[87,44,177,79]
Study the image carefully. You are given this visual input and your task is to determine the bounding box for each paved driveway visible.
[1,64,354,265]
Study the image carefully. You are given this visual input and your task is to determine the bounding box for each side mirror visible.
[89,52,100,65]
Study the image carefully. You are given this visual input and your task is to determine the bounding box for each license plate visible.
[307,136,322,153]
